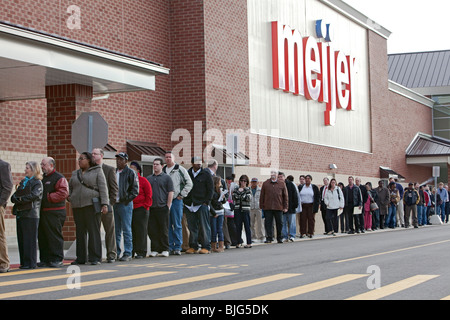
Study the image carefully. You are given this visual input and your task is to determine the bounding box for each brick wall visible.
[169,0,207,157]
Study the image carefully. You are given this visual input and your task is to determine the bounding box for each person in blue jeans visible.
[210,176,227,252]
[385,182,400,228]
[163,152,193,256]
[446,185,450,223]
[233,175,253,248]
[184,157,213,254]
[114,153,139,261]
[436,182,448,223]
[416,183,425,226]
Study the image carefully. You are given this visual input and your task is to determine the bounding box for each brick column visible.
[46,84,93,241]
[448,163,450,184]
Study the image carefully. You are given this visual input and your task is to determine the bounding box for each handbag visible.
[370,202,379,211]
[77,170,112,213]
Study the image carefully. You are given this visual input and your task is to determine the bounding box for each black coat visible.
[343,184,362,207]
[285,180,299,214]
[11,178,43,218]
[184,168,213,206]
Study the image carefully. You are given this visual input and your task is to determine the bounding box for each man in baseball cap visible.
[115,152,129,161]
[114,151,139,261]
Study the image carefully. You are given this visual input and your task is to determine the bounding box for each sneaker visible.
[289,237,295,242]
[172,250,181,256]
[159,251,169,257]
[49,261,64,268]
[148,251,158,257]
[37,262,49,268]
[119,255,132,262]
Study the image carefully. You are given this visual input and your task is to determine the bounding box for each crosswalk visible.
[0,266,447,300]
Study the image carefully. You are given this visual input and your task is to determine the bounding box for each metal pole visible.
[88,115,93,152]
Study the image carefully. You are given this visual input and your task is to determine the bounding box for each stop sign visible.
[72,112,108,153]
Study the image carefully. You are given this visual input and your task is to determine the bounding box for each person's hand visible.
[101,205,108,214]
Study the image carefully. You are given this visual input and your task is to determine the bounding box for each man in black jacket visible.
[184,157,213,254]
[355,177,367,233]
[279,172,298,242]
[343,176,362,234]
[114,152,139,261]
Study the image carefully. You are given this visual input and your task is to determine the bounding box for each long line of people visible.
[1,151,449,272]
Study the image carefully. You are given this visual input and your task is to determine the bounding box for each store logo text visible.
[272,20,357,126]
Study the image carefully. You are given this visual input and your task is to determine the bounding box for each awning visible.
[380,166,405,181]
[102,143,118,159]
[406,133,450,166]
[0,21,169,101]
[210,144,250,166]
[126,141,167,162]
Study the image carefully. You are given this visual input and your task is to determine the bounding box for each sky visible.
[342,0,450,54]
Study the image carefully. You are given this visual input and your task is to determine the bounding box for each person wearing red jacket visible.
[130,161,152,258]
[423,186,431,226]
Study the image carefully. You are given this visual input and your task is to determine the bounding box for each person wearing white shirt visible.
[298,175,320,238]
[324,178,344,235]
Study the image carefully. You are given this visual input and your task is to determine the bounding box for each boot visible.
[217,241,224,253]
[211,242,218,252]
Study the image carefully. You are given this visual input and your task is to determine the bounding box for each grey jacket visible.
[68,165,109,209]
[163,164,193,199]
[250,187,261,210]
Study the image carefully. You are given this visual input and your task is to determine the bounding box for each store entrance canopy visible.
[0,22,169,101]
[406,133,450,166]
[380,166,405,182]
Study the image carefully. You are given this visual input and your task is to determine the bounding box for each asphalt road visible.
[2,224,450,305]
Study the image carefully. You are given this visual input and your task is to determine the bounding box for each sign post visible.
[433,165,440,190]
[72,112,108,154]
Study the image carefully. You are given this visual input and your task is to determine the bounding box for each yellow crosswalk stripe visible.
[62,272,238,300]
[158,273,302,300]
[333,240,450,264]
[251,274,367,300]
[0,268,55,277]
[0,271,174,299]
[346,275,439,300]
[0,269,116,287]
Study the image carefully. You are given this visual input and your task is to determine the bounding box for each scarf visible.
[22,176,34,188]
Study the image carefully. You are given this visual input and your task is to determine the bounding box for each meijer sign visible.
[272,20,357,126]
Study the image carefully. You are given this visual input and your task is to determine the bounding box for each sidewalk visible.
[6,221,444,269]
